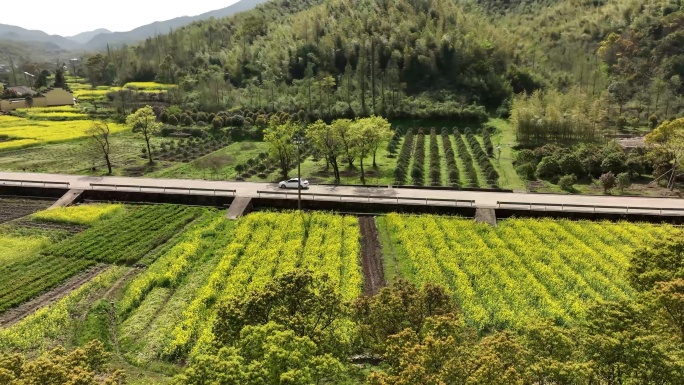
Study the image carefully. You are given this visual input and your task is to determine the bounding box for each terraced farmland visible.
[0,201,680,383]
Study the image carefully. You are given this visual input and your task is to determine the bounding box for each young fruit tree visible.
[87,121,113,175]
[646,118,684,190]
[306,120,344,184]
[126,105,162,164]
[264,118,298,179]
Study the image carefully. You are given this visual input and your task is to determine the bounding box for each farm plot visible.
[32,203,123,226]
[0,114,127,151]
[45,205,205,264]
[0,253,96,313]
[0,198,54,224]
[0,204,205,318]
[131,211,362,359]
[14,106,89,121]
[392,127,499,188]
[377,214,680,331]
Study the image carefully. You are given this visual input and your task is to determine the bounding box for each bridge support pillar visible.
[49,189,85,210]
[226,197,253,220]
[475,207,497,227]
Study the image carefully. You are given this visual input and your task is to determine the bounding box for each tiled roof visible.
[7,86,37,96]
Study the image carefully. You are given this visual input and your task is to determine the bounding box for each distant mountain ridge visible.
[0,0,268,53]
[66,29,112,45]
[82,0,268,49]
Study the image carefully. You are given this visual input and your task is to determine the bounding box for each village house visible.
[0,86,74,112]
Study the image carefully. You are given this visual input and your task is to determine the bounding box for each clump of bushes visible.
[393,130,415,185]
[441,127,460,187]
[429,129,441,186]
[411,129,426,186]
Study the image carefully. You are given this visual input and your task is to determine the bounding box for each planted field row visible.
[118,211,230,317]
[0,253,95,312]
[45,205,206,265]
[163,211,362,359]
[0,266,127,351]
[441,128,460,187]
[465,130,498,188]
[378,214,679,331]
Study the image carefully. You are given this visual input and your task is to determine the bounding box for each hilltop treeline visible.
[87,0,516,119]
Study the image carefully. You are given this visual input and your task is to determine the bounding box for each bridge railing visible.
[0,179,70,188]
[497,201,684,215]
[89,183,236,197]
[256,190,475,207]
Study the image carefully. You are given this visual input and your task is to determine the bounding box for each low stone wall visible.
[82,189,235,207]
[0,186,68,199]
[1,185,681,224]
[252,197,478,217]
[496,208,684,225]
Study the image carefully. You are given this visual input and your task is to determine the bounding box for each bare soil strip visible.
[359,216,386,296]
[0,264,110,328]
[12,219,88,234]
[0,198,54,224]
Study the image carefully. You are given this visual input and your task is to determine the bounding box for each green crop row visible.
[45,205,206,265]
[0,254,96,312]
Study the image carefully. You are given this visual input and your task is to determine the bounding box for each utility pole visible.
[294,135,305,211]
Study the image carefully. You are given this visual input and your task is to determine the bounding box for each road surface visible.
[1,171,683,214]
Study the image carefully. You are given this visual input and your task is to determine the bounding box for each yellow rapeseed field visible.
[0,115,127,151]
[32,203,124,226]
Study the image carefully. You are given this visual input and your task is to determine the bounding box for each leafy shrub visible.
[601,152,628,174]
[649,114,659,129]
[617,172,631,192]
[535,157,562,182]
[558,174,577,192]
[212,116,223,130]
[514,163,534,181]
[600,172,617,193]
[558,154,584,176]
[183,115,194,127]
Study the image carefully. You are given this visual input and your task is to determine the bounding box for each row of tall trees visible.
[511,88,609,147]
[264,116,391,184]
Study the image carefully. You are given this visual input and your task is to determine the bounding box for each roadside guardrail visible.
[257,190,475,206]
[89,183,236,197]
[497,201,684,215]
[0,179,70,188]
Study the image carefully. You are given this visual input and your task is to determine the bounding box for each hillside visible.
[96,0,684,124]
[82,0,269,50]
[102,0,510,117]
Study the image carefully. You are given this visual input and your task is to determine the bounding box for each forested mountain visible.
[100,0,510,119]
[0,23,80,50]
[82,0,269,50]
[89,0,684,126]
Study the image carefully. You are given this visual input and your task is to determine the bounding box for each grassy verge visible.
[150,141,268,180]
[486,118,526,191]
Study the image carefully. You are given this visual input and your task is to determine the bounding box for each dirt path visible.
[359,216,385,296]
[103,266,142,301]
[0,264,111,328]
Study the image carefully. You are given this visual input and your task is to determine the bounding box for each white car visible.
[279,178,309,189]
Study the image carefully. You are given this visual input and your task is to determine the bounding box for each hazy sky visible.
[2,0,240,36]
